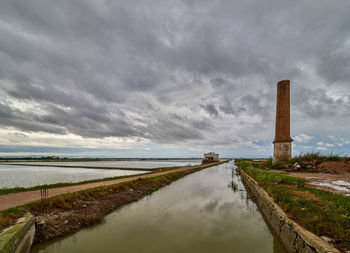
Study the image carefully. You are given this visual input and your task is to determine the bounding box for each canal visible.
[31,161,287,253]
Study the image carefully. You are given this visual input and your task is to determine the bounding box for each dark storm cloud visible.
[0,102,66,134]
[202,104,219,117]
[0,0,350,150]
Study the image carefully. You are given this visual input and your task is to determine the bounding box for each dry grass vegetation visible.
[260,152,349,172]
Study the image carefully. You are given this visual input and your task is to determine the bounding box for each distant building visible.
[203,152,219,162]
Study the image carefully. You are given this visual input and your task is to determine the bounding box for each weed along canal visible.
[31,161,287,253]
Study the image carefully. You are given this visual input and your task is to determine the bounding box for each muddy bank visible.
[31,167,208,244]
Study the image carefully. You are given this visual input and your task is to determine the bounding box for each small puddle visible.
[31,161,287,253]
[310,180,350,196]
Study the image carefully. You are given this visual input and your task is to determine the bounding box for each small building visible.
[203,152,219,162]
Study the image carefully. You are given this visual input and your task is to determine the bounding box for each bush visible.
[289,152,342,164]
[262,159,285,170]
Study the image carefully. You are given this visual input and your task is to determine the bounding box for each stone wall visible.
[238,168,340,253]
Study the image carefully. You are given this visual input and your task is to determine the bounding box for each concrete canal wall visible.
[238,168,340,253]
[0,214,35,253]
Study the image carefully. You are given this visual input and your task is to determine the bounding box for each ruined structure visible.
[273,80,293,163]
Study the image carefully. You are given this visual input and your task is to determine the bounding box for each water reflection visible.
[0,165,146,188]
[32,161,287,253]
[3,160,201,169]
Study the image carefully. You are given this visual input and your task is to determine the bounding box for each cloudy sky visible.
[0,0,349,158]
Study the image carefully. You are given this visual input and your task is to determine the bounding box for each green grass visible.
[238,161,305,185]
[261,159,286,170]
[236,160,350,250]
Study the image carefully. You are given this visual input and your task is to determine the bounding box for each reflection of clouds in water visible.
[0,165,144,188]
[6,160,202,169]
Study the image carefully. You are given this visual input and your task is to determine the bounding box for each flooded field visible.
[32,161,287,253]
[2,159,201,169]
[0,165,146,188]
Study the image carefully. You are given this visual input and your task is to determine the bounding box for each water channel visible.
[31,161,287,253]
[3,159,201,169]
[0,160,201,188]
[0,165,146,188]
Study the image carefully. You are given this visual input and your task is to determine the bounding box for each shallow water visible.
[0,165,145,188]
[31,161,287,253]
[3,160,201,169]
[311,180,350,194]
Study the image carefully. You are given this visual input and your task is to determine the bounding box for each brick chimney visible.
[273,80,293,163]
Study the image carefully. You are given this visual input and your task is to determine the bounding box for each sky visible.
[0,0,349,158]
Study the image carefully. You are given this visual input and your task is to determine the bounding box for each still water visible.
[31,161,287,253]
[0,165,146,188]
[3,160,201,169]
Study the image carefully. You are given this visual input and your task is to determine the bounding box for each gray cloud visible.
[0,0,349,154]
[202,104,219,117]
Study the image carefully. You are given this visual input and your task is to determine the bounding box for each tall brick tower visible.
[273,80,293,163]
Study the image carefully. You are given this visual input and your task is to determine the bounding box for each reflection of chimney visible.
[273,80,293,163]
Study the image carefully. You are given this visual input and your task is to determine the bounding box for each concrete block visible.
[0,214,35,253]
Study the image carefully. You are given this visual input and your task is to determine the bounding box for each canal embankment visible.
[0,213,35,253]
[236,160,343,253]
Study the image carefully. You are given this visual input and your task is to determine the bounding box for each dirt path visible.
[0,164,213,211]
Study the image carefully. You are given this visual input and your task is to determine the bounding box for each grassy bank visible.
[236,160,350,251]
[0,160,229,241]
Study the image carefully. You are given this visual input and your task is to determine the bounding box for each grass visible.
[0,208,24,229]
[261,159,285,170]
[236,160,350,250]
[239,161,305,185]
[81,214,104,226]
[287,151,344,164]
